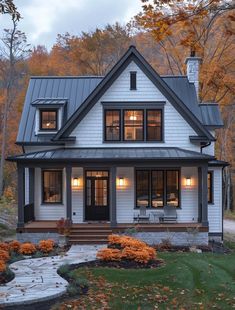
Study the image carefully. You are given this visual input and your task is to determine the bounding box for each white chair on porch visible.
[133,206,150,223]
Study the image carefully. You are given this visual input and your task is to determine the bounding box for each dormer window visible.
[130,71,137,90]
[40,109,58,131]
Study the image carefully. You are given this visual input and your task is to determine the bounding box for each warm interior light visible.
[186,177,191,186]
[118,177,124,186]
[130,115,137,121]
[73,177,79,187]
[46,122,51,127]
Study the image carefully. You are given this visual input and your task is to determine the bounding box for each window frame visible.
[41,169,63,205]
[208,171,214,204]
[130,71,137,90]
[103,106,164,143]
[104,109,121,141]
[39,109,58,131]
[135,168,180,209]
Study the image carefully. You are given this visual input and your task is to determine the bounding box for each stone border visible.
[0,245,104,306]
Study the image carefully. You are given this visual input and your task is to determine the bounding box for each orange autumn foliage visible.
[97,235,157,264]
[38,239,55,253]
[9,240,21,252]
[0,260,6,273]
[0,250,10,262]
[19,243,36,255]
[0,242,9,252]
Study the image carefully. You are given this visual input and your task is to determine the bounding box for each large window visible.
[105,110,120,141]
[40,109,58,130]
[124,110,144,141]
[136,169,180,208]
[42,170,62,204]
[208,171,213,203]
[104,108,163,142]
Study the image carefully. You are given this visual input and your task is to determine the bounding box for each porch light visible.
[186,177,192,187]
[118,177,124,187]
[72,177,79,187]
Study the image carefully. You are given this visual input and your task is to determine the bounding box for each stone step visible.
[69,234,109,239]
[68,239,107,244]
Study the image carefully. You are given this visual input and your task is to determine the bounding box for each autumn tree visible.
[0,0,20,19]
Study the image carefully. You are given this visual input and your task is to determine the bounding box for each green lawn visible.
[54,251,235,310]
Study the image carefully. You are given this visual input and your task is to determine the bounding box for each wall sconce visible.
[186,177,192,187]
[72,177,80,188]
[118,177,124,187]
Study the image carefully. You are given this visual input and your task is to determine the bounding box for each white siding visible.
[208,167,222,233]
[34,168,66,220]
[70,61,199,152]
[72,167,83,223]
[202,130,215,156]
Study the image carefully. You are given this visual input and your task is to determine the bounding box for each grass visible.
[0,223,15,241]
[224,210,235,221]
[53,251,235,310]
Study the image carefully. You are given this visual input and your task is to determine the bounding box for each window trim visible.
[41,169,63,205]
[135,168,181,209]
[130,71,137,90]
[39,109,58,131]
[104,109,121,141]
[208,171,214,204]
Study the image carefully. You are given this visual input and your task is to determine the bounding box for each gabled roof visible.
[7,147,214,162]
[52,46,214,141]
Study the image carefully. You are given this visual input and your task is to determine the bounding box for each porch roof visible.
[8,147,214,162]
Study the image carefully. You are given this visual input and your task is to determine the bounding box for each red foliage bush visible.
[0,260,6,273]
[0,242,9,252]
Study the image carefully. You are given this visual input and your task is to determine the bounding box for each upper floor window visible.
[40,109,58,131]
[130,71,137,90]
[104,108,163,142]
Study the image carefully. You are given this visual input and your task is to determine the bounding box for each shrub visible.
[0,250,10,262]
[0,242,9,252]
[0,260,6,272]
[58,264,70,276]
[38,239,55,253]
[9,240,21,252]
[56,218,71,236]
[97,235,157,264]
[19,243,36,255]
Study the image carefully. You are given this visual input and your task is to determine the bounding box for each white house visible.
[8,46,227,245]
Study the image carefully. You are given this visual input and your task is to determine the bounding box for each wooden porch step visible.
[70,229,112,233]
[69,234,109,239]
[68,239,107,244]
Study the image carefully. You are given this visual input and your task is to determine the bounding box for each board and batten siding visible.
[70,61,199,152]
[34,168,66,220]
[208,167,223,233]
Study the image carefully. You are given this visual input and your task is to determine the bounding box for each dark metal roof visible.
[208,159,229,167]
[8,147,214,162]
[31,98,67,106]
[199,104,223,127]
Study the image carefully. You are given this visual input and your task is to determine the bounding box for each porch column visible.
[28,168,35,204]
[66,166,72,221]
[201,164,208,227]
[197,167,202,222]
[17,163,25,228]
[110,166,117,227]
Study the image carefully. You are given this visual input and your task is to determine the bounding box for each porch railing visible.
[24,203,35,223]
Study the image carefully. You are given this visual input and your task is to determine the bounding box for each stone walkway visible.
[224,219,235,234]
[0,245,104,307]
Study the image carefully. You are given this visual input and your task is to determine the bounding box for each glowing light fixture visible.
[130,115,137,121]
[186,177,192,187]
[72,177,79,187]
[118,177,124,186]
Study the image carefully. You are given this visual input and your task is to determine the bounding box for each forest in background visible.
[0,0,234,211]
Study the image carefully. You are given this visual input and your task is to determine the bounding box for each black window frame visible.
[103,107,163,142]
[130,71,137,90]
[135,169,180,209]
[104,109,121,141]
[42,169,63,204]
[208,171,213,204]
[39,109,58,131]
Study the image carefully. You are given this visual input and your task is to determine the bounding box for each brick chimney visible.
[185,51,202,100]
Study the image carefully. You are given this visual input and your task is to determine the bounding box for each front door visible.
[85,170,109,221]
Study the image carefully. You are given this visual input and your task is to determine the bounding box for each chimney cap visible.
[185,56,202,64]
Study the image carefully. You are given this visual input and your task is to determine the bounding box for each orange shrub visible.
[0,250,10,262]
[97,235,157,264]
[9,240,21,252]
[38,239,55,253]
[0,260,6,272]
[0,242,9,252]
[19,243,36,255]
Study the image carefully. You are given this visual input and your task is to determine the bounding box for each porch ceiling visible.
[8,147,214,162]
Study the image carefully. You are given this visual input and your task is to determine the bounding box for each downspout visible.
[200,141,211,153]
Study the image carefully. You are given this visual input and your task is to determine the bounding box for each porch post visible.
[197,167,202,222]
[110,166,117,227]
[66,166,72,221]
[17,163,25,228]
[201,164,208,227]
[28,168,35,204]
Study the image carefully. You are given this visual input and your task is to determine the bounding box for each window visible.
[208,171,213,203]
[124,110,144,141]
[136,169,180,208]
[104,108,163,142]
[130,71,137,90]
[40,109,58,130]
[147,110,162,141]
[42,170,62,203]
[105,110,120,141]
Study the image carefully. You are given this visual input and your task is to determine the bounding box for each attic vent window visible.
[40,109,58,130]
[130,71,137,90]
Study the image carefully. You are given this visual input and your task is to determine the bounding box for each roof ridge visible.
[30,76,104,79]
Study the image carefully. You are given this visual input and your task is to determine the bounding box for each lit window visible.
[40,110,58,130]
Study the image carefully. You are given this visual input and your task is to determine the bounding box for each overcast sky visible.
[0,0,142,50]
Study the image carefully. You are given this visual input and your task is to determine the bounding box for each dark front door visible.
[85,171,109,221]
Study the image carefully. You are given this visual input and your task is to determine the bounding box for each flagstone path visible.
[0,244,104,307]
